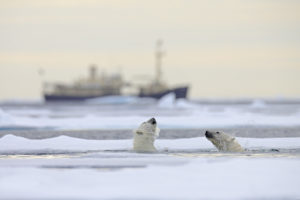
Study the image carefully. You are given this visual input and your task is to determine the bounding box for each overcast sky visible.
[0,0,300,100]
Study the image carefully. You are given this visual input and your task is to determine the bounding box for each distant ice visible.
[0,108,14,126]
[176,98,200,108]
[157,93,176,108]
[1,99,300,130]
[86,95,156,105]
[2,109,300,129]
[158,93,201,109]
[0,98,43,104]
[250,99,267,109]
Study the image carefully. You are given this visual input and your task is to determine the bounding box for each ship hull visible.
[44,94,102,102]
[44,86,188,102]
[138,86,188,99]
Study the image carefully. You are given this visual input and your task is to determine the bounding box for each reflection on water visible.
[0,154,81,159]
[172,152,300,159]
[40,165,146,171]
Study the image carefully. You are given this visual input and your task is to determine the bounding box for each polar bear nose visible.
[148,118,157,125]
[205,130,213,138]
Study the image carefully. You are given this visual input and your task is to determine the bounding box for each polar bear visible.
[133,118,160,153]
[205,130,244,152]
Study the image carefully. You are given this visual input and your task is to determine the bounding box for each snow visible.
[0,135,300,199]
[0,159,299,199]
[1,134,300,153]
[0,135,131,153]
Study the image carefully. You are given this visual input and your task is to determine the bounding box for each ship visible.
[43,40,189,102]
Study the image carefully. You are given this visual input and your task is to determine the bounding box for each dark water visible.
[1,126,300,140]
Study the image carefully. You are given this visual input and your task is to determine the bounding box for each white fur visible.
[133,120,160,153]
[205,131,244,152]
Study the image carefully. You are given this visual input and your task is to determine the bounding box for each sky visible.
[0,0,300,100]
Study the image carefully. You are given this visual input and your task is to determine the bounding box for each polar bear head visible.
[133,118,160,153]
[136,118,159,136]
[205,130,244,152]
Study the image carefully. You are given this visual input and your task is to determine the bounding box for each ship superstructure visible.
[43,65,124,101]
[138,40,188,99]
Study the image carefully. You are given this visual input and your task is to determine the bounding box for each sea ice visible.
[0,135,300,199]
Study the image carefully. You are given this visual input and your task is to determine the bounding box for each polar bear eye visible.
[216,132,220,134]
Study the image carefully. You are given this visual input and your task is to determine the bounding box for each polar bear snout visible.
[205,130,214,138]
[147,117,157,125]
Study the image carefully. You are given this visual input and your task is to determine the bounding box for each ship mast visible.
[155,39,165,84]
[89,64,97,81]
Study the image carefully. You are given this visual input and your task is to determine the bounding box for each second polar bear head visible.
[205,130,244,152]
[133,118,160,153]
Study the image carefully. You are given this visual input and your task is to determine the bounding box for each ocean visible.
[0,95,300,199]
[1,95,300,138]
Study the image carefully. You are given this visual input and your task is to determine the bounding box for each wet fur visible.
[133,119,160,153]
